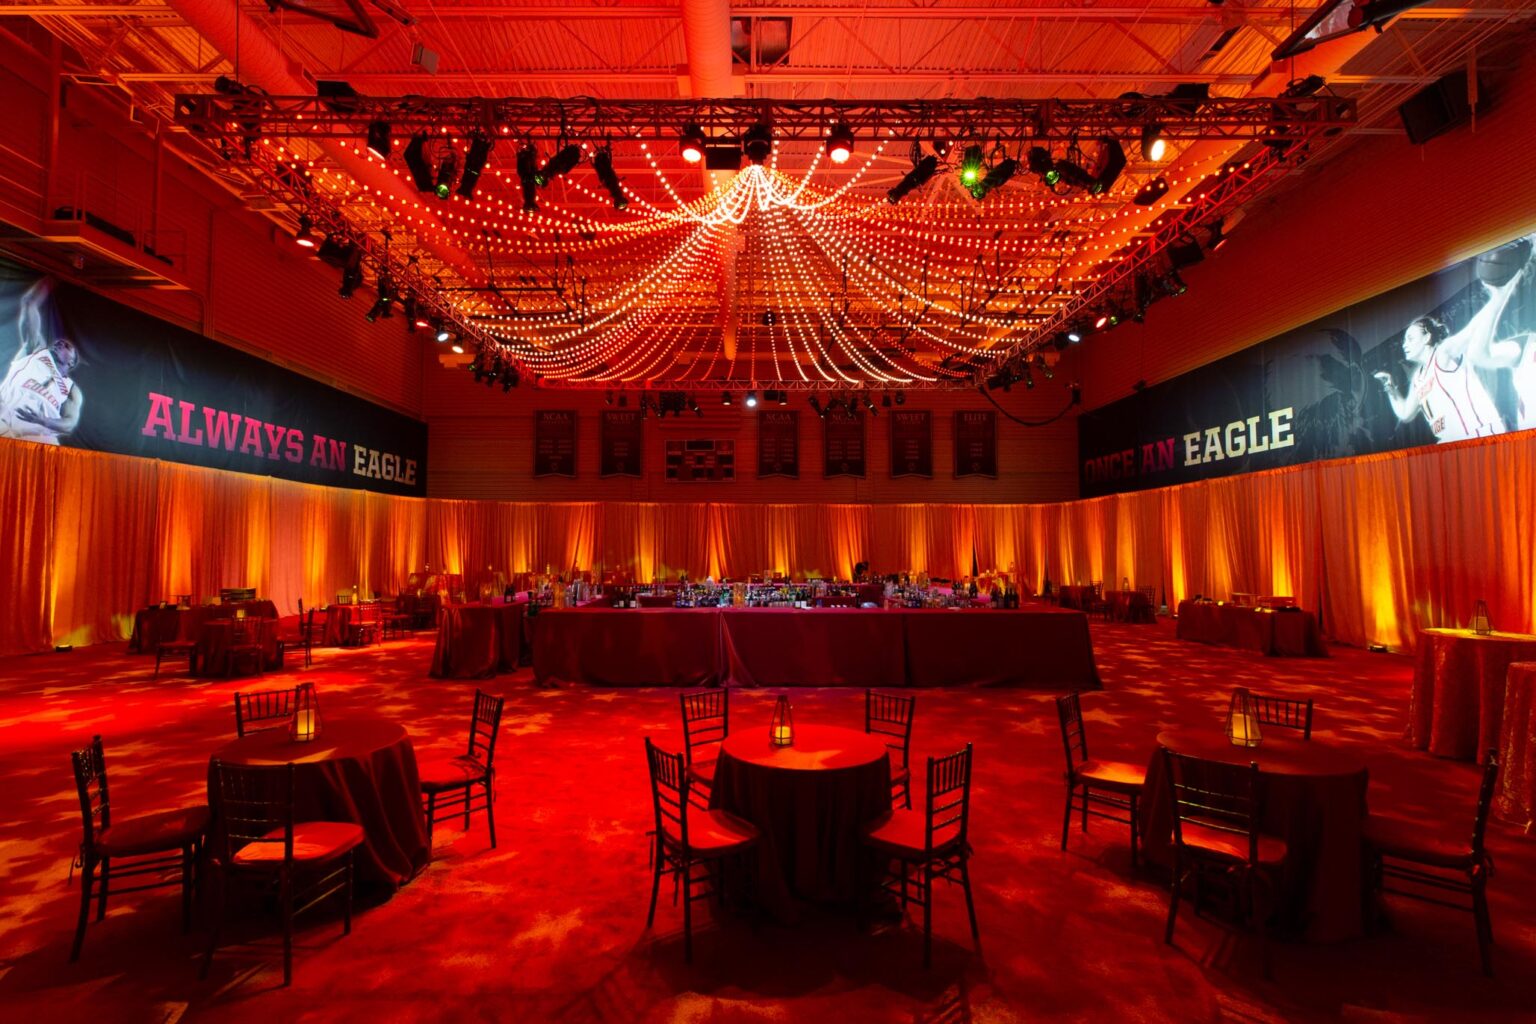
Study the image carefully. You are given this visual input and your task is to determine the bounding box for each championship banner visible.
[599,409,643,477]
[954,409,998,478]
[0,264,427,496]
[757,409,799,478]
[823,410,866,478]
[889,409,932,478]
[1078,233,1536,498]
[533,410,577,477]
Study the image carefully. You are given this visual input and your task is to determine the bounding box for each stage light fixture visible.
[681,123,707,163]
[691,396,703,416]
[863,393,878,414]
[743,121,773,164]
[537,144,582,188]
[887,155,939,204]
[434,152,458,199]
[894,391,905,406]
[722,391,733,406]
[1091,137,1127,194]
[456,134,492,199]
[1093,312,1111,330]
[931,135,953,158]
[618,393,629,407]
[777,390,788,406]
[403,133,434,192]
[516,143,540,211]
[366,120,392,160]
[1140,124,1166,162]
[973,157,1017,200]
[450,340,464,354]
[1134,176,1169,206]
[809,395,824,417]
[1207,219,1229,252]
[403,294,418,331]
[501,366,519,392]
[604,391,614,406]
[744,390,758,409]
[339,262,362,299]
[435,322,453,343]
[294,214,317,248]
[825,123,854,164]
[882,392,892,408]
[1067,330,1082,343]
[593,147,628,210]
[959,144,986,186]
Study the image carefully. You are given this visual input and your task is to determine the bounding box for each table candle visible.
[293,709,317,741]
[1229,716,1254,746]
[772,725,792,745]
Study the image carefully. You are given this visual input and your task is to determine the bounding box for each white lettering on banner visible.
[1182,407,1295,466]
[351,444,417,485]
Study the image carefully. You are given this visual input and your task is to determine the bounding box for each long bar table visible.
[531,605,1099,689]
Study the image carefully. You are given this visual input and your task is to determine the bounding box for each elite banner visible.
[0,265,428,496]
[1077,233,1536,498]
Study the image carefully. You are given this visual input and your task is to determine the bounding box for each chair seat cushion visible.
[418,755,490,792]
[662,809,758,855]
[1362,812,1473,868]
[1179,821,1286,865]
[1076,759,1146,792]
[862,809,962,859]
[232,821,365,864]
[97,805,210,857]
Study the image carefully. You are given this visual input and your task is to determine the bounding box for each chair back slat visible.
[1055,692,1089,772]
[234,682,313,738]
[645,738,691,851]
[209,760,294,865]
[1472,751,1500,858]
[469,689,506,766]
[680,688,729,764]
[70,734,110,851]
[924,743,973,853]
[1249,693,1315,739]
[865,690,915,768]
[1163,749,1262,863]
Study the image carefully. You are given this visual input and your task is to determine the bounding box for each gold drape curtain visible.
[3,431,1531,656]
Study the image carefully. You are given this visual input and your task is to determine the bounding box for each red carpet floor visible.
[0,618,1532,1024]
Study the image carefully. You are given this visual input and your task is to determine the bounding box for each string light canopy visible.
[176,93,1353,389]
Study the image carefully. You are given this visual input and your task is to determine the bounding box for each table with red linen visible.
[1105,589,1155,623]
[901,607,1101,688]
[1176,600,1328,657]
[321,602,386,647]
[719,608,907,687]
[129,600,278,652]
[1494,662,1536,833]
[1138,727,1368,943]
[208,717,430,890]
[197,618,281,677]
[397,593,442,627]
[709,723,891,922]
[430,602,525,679]
[1055,585,1094,610]
[533,608,720,687]
[1408,629,1536,763]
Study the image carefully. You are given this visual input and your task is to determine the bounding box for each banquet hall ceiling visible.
[14,1,1536,388]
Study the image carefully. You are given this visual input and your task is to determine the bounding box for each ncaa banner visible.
[1078,233,1536,498]
[0,263,427,496]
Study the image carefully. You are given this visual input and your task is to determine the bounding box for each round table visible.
[709,723,891,922]
[1409,629,1536,763]
[1494,662,1536,833]
[1138,727,1369,943]
[197,618,280,677]
[208,717,430,890]
[430,603,524,679]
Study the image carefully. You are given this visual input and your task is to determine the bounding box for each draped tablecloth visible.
[533,608,720,687]
[1495,662,1536,833]
[719,609,907,688]
[902,607,1100,688]
[1176,601,1328,657]
[322,602,387,647]
[1408,629,1536,763]
[709,723,891,922]
[430,603,525,679]
[129,600,278,652]
[1138,727,1369,943]
[1056,585,1095,610]
[197,618,281,677]
[208,717,429,890]
[1106,589,1155,624]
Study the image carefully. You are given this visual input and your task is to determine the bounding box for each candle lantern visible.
[1227,688,1262,748]
[235,607,246,621]
[770,694,794,746]
[1470,600,1492,636]
[289,682,322,742]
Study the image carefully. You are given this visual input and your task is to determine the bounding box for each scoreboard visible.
[665,439,735,482]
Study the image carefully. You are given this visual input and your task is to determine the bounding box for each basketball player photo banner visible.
[0,264,428,496]
[1077,232,1536,498]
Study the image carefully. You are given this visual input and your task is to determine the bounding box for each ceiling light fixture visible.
[536,143,582,187]
[744,390,758,408]
[593,146,628,210]
[825,123,854,164]
[680,123,706,164]
[434,151,458,199]
[1140,124,1166,162]
[743,121,773,164]
[366,120,392,160]
[402,133,433,192]
[456,134,492,199]
[516,142,539,211]
[294,214,316,248]
[888,155,938,204]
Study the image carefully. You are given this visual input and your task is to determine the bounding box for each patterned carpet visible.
[0,615,1531,1024]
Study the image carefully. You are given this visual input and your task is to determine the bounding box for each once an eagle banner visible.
[1077,233,1536,498]
[0,263,427,496]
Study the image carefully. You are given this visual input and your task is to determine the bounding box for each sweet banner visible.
[1078,233,1536,497]
[0,263,427,495]
[533,410,577,477]
[599,409,643,477]
[823,411,866,477]
[889,409,932,477]
[757,409,799,478]
[954,410,998,478]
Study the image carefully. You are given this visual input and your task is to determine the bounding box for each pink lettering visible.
[141,392,175,439]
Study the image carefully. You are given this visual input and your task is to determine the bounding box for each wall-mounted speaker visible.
[1398,69,1475,145]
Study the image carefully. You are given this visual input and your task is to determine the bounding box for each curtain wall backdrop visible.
[2,431,1531,657]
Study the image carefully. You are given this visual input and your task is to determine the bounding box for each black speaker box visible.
[1398,70,1475,145]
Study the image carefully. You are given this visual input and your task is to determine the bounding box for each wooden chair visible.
[644,738,759,963]
[862,743,980,968]
[234,682,313,738]
[224,620,265,678]
[203,761,364,986]
[1056,691,1146,867]
[1363,752,1500,975]
[275,601,315,669]
[1086,580,1112,620]
[866,689,916,809]
[347,603,381,647]
[1249,693,1316,740]
[419,689,505,848]
[68,735,208,962]
[382,597,414,640]
[153,639,198,678]
[1162,749,1288,977]
[1134,585,1158,623]
[680,687,728,806]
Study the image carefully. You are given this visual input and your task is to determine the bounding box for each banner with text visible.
[823,411,866,478]
[757,410,799,478]
[0,264,427,495]
[954,410,998,478]
[1077,233,1536,497]
[889,410,932,478]
[599,409,643,477]
[533,410,577,477]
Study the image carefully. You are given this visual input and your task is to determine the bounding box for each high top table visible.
[1408,629,1536,763]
